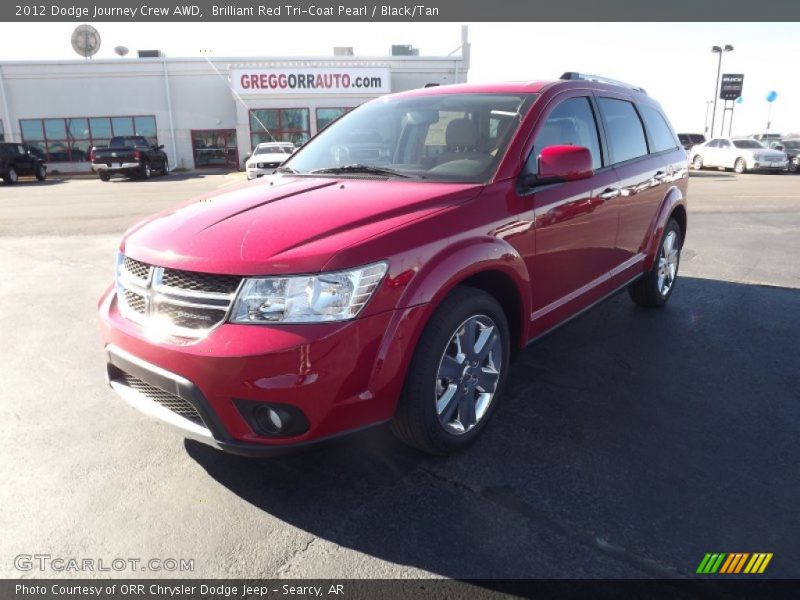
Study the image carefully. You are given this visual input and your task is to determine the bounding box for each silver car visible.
[690,137,787,174]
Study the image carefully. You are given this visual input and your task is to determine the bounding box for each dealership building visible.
[0,28,469,172]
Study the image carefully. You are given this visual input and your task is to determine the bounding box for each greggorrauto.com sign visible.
[231,68,391,95]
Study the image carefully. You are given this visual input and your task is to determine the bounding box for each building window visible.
[316,108,350,132]
[249,108,310,148]
[19,115,157,162]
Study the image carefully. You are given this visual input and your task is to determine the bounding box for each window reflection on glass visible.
[316,108,349,132]
[249,108,310,148]
[19,116,157,162]
[111,117,134,137]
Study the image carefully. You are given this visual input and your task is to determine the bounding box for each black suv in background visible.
[0,143,47,185]
[677,133,706,153]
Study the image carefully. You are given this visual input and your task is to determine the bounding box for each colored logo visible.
[696,553,773,574]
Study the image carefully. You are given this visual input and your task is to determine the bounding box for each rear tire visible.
[391,286,511,455]
[3,167,18,185]
[98,171,110,182]
[628,218,682,308]
[692,155,703,170]
[35,164,46,182]
[140,163,151,179]
[789,158,799,173]
[734,158,747,174]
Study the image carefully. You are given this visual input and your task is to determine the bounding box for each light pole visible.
[710,44,734,138]
[704,100,713,136]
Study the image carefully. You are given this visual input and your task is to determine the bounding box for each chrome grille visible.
[115,254,242,339]
[116,372,204,425]
[123,256,150,282]
[161,269,241,294]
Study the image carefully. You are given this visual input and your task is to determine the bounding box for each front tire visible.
[35,164,46,182]
[788,158,798,173]
[391,287,511,455]
[734,158,747,174]
[692,155,703,170]
[160,160,170,176]
[628,218,682,308]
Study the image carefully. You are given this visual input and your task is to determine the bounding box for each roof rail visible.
[560,72,647,94]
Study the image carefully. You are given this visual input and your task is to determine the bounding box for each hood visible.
[121,175,483,275]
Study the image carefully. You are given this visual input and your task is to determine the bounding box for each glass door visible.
[191,130,239,168]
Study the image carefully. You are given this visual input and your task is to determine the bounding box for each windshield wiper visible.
[309,164,415,178]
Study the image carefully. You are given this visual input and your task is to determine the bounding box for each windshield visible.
[783,141,800,150]
[255,145,293,155]
[283,93,535,182]
[733,140,764,149]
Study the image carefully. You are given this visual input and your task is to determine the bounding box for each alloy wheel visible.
[435,315,503,435]
[657,230,679,296]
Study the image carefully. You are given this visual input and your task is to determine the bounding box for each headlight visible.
[229,262,388,324]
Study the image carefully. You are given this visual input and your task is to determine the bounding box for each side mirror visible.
[526,145,593,187]
[155,144,164,150]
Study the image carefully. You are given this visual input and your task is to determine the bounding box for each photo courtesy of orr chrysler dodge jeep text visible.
[98,73,689,456]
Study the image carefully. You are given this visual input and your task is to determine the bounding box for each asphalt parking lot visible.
[0,169,798,579]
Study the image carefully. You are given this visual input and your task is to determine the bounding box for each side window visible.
[525,96,602,175]
[706,139,719,148]
[597,97,648,164]
[17,145,26,156]
[639,105,678,153]
[719,140,731,149]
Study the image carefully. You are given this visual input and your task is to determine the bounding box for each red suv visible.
[99,73,688,456]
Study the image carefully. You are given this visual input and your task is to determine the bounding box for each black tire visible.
[391,286,511,455]
[3,167,18,185]
[789,158,799,173]
[692,155,703,170]
[98,171,110,182]
[734,158,747,174]
[140,162,151,179]
[628,218,682,308]
[160,160,169,176]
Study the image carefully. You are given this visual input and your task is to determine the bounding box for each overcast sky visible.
[0,22,798,135]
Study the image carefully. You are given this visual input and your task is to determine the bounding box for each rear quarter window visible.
[597,97,648,164]
[639,105,678,153]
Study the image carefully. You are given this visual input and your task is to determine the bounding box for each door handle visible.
[598,187,621,201]
[653,170,668,181]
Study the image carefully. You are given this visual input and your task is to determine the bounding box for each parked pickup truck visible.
[90,136,169,181]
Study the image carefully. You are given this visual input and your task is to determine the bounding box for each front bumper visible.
[246,166,279,179]
[93,162,140,173]
[98,286,428,455]
[749,158,788,170]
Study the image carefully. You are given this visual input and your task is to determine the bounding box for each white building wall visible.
[0,49,469,173]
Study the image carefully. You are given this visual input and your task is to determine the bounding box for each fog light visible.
[255,406,288,434]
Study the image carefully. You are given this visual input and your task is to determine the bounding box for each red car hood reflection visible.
[121,175,483,275]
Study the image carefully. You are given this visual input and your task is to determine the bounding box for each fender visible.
[363,236,532,415]
[643,184,687,270]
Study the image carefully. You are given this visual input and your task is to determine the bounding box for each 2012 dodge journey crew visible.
[98,73,688,456]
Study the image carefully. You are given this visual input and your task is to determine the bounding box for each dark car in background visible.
[90,136,169,182]
[677,133,706,153]
[0,142,47,185]
[769,139,800,173]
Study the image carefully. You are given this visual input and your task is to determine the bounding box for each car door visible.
[611,101,681,262]
[519,92,621,321]
[717,139,735,168]
[15,144,35,175]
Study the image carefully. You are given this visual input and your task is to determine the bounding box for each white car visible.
[245,142,295,179]
[690,137,787,174]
